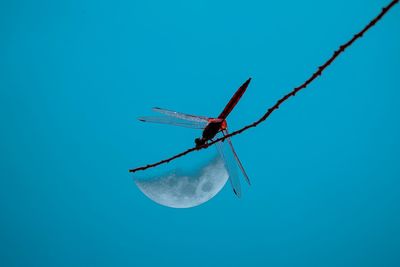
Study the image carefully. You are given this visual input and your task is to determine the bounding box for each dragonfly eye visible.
[195,138,205,147]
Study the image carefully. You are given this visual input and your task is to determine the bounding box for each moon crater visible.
[135,157,228,208]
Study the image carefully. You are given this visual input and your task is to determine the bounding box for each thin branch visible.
[129,0,399,173]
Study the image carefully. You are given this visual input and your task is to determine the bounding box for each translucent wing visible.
[152,107,210,123]
[138,116,207,129]
[222,129,251,185]
[215,135,242,198]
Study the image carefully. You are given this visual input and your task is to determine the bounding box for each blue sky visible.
[1,0,399,266]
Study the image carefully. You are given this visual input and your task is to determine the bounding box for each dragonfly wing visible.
[223,129,251,185]
[152,107,210,123]
[215,138,241,198]
[138,116,207,129]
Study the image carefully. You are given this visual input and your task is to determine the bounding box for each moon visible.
[134,157,228,208]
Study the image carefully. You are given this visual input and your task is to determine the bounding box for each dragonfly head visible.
[195,137,206,148]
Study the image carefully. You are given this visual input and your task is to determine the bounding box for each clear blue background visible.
[1,0,399,266]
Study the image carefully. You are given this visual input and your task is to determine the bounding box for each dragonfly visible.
[138,78,252,197]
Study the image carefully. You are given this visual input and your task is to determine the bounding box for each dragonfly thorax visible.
[195,119,227,148]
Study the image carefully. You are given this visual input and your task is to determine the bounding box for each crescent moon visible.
[134,157,228,208]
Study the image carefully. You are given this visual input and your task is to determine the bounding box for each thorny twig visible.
[129,0,399,173]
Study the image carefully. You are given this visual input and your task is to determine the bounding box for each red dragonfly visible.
[138,78,252,197]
